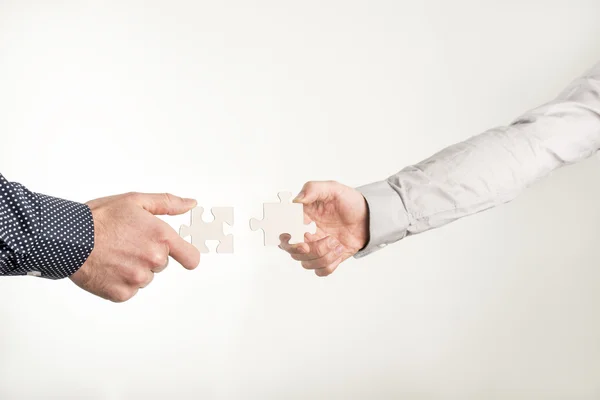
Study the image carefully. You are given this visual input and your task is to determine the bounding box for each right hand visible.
[70,192,200,302]
[279,181,370,277]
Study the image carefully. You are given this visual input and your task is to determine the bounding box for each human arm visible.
[280,60,600,275]
[0,173,200,301]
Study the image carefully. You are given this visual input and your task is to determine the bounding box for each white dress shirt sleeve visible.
[355,60,600,258]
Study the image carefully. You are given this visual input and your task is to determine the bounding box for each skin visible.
[279,181,369,277]
[70,192,201,302]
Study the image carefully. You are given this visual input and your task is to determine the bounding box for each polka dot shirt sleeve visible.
[0,173,94,280]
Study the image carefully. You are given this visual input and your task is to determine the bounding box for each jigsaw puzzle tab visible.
[179,206,234,254]
[249,192,316,246]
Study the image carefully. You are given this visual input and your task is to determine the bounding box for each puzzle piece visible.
[179,207,234,253]
[250,192,316,246]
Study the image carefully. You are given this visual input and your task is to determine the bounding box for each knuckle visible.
[314,243,329,258]
[109,287,133,303]
[131,269,148,286]
[148,250,167,268]
[122,266,145,285]
[162,192,177,205]
[155,226,172,243]
[143,272,154,286]
[325,250,340,264]
[126,191,141,200]
[303,181,316,191]
[315,258,328,268]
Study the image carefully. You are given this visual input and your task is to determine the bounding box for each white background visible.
[1,0,600,398]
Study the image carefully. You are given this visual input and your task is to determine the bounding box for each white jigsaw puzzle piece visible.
[179,206,234,254]
[250,192,316,246]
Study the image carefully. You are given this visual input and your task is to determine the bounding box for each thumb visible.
[293,181,336,204]
[135,193,197,215]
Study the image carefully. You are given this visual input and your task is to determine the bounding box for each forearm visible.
[356,60,600,256]
[0,174,95,279]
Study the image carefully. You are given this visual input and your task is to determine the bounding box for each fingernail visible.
[335,245,344,255]
[293,192,305,202]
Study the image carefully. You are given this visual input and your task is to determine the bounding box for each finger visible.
[107,286,139,303]
[293,181,337,204]
[304,231,325,242]
[291,235,340,262]
[279,234,310,255]
[151,252,170,273]
[314,256,343,277]
[303,213,313,225]
[124,267,155,288]
[301,244,345,269]
[140,270,155,288]
[144,243,170,273]
[133,193,197,216]
[164,228,201,270]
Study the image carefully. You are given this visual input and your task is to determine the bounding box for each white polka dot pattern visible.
[0,174,94,279]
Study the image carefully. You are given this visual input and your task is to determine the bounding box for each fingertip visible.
[305,232,319,242]
[193,249,201,268]
[170,235,201,270]
[293,192,305,203]
[279,233,291,245]
[184,198,197,209]
[172,196,197,216]
[185,252,201,270]
[295,181,317,203]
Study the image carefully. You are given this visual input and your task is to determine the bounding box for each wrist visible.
[354,180,409,258]
[357,195,370,252]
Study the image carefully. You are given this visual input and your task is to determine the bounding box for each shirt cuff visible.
[354,180,409,258]
[18,195,95,280]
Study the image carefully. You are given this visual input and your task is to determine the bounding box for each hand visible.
[70,192,200,302]
[279,181,369,277]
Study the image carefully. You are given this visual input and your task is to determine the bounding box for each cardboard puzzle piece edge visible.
[250,192,316,246]
[180,206,234,254]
